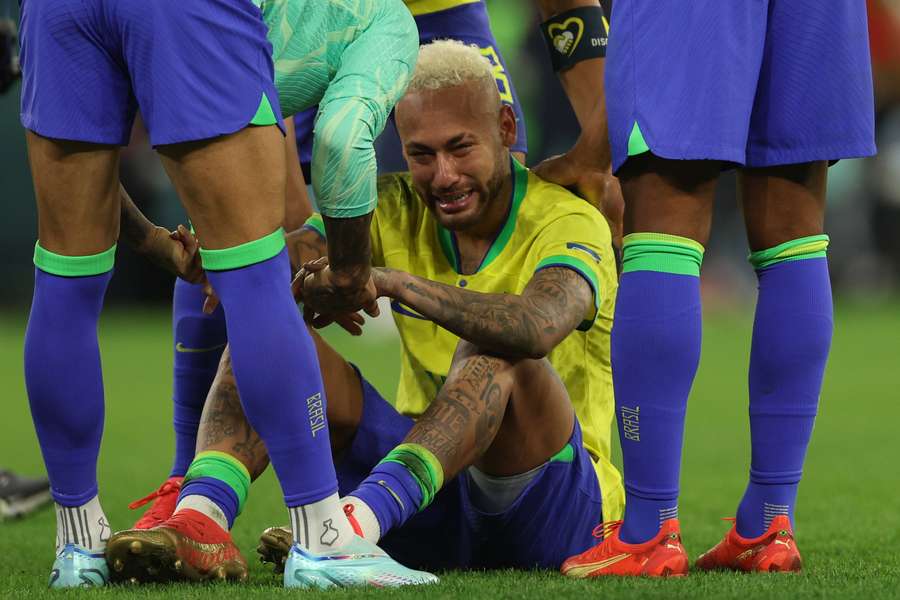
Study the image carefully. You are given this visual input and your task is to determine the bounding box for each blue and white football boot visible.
[283,535,439,589]
[49,543,109,588]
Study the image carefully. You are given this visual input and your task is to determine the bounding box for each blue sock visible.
[177,451,251,529]
[348,443,443,537]
[613,234,704,544]
[203,243,336,506]
[170,279,227,477]
[350,462,423,536]
[736,237,832,538]
[24,243,115,506]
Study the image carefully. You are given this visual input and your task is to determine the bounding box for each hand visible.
[0,18,20,95]
[139,224,205,284]
[292,258,378,336]
[297,257,380,316]
[533,145,624,250]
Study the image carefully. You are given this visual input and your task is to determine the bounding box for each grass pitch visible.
[1,301,899,599]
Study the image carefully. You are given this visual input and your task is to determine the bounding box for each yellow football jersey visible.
[306,160,624,520]
[403,0,481,17]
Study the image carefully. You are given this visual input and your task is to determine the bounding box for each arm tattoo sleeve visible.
[388,266,594,359]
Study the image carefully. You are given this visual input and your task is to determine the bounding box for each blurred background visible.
[2,1,900,307]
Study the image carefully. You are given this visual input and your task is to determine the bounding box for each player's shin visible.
[736,236,832,538]
[25,243,115,585]
[201,234,352,553]
[170,278,227,478]
[613,234,704,544]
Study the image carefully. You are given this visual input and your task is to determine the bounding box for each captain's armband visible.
[540,5,610,72]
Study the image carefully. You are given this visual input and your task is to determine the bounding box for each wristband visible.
[541,5,610,72]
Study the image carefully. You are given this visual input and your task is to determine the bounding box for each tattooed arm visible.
[374,266,594,360]
[119,185,204,283]
[285,226,327,273]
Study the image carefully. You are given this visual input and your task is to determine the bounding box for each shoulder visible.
[521,171,612,245]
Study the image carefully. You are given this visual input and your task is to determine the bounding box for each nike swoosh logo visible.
[175,342,227,354]
[564,553,630,577]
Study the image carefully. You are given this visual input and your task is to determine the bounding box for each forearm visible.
[538,0,611,169]
[118,185,157,252]
[323,213,372,288]
[282,118,313,233]
[379,270,557,359]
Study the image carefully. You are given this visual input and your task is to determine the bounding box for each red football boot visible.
[695,515,802,573]
[561,519,689,578]
[129,477,182,529]
[106,508,248,583]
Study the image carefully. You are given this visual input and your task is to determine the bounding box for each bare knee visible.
[619,154,720,245]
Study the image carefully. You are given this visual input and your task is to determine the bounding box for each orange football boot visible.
[129,476,182,529]
[106,508,248,583]
[695,515,802,573]
[561,518,689,578]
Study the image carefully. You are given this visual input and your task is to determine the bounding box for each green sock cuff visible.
[33,242,116,277]
[199,228,285,271]
[749,235,830,270]
[622,233,705,276]
[183,451,251,515]
[379,443,445,511]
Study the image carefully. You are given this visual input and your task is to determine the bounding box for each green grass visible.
[1,301,899,599]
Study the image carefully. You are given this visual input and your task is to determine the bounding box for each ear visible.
[498,104,517,149]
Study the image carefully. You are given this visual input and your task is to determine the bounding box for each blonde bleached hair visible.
[406,39,501,110]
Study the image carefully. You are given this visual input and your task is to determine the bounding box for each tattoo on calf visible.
[200,373,264,467]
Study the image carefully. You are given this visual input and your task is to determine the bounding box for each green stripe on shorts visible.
[250,92,278,126]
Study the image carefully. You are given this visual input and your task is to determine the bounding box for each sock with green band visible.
[199,228,285,271]
[25,244,115,506]
[204,243,338,513]
[177,451,251,529]
[614,233,704,543]
[737,235,832,538]
[349,443,444,538]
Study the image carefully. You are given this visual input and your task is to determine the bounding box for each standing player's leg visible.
[695,0,875,573]
[612,156,715,543]
[18,0,142,585]
[127,279,227,530]
[23,134,120,588]
[569,0,772,577]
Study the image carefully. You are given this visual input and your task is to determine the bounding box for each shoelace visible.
[343,502,364,537]
[128,479,182,510]
[591,520,623,540]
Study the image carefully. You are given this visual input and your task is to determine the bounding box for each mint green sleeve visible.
[311,2,418,218]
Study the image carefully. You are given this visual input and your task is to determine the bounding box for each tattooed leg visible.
[195,329,365,480]
[405,339,574,481]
